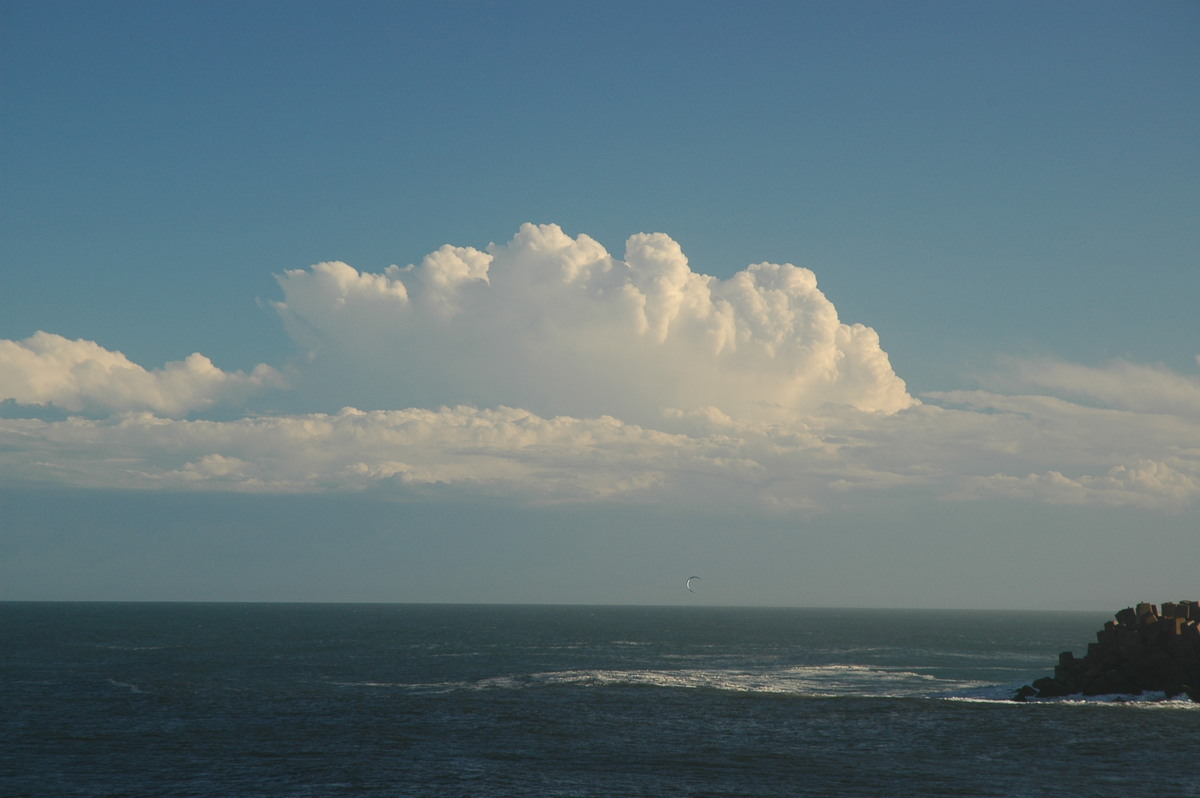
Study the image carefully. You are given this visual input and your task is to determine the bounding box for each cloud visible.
[921,391,1200,510]
[0,332,282,416]
[987,356,1200,419]
[0,406,762,502]
[2,390,1197,512]
[273,223,916,423]
[960,458,1200,506]
[942,461,1200,511]
[2,224,1196,514]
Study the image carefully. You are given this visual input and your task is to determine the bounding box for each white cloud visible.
[0,406,758,502]
[987,356,1200,419]
[2,390,1197,512]
[945,461,1200,510]
[0,332,282,416]
[921,391,1200,511]
[2,225,1197,514]
[273,223,916,424]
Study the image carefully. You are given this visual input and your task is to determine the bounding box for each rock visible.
[1032,676,1070,698]
[1014,600,1200,702]
[1012,684,1037,702]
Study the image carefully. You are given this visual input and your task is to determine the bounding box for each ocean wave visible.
[106,679,146,694]
[1024,692,1200,710]
[943,687,1200,710]
[334,664,994,699]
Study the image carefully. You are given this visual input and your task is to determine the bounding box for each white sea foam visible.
[338,664,995,699]
[106,679,145,694]
[1026,692,1200,710]
[944,686,1200,710]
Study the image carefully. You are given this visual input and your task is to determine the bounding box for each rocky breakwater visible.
[1014,601,1200,702]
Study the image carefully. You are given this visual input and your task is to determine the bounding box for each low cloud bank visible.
[2,392,1196,512]
[0,332,281,416]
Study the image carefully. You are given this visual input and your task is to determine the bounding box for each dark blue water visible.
[3,603,1197,797]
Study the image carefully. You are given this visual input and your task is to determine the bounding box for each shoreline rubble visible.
[1014,600,1200,703]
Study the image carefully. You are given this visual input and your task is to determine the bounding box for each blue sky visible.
[2,1,1197,608]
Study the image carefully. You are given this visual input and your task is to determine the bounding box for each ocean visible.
[3,603,1197,797]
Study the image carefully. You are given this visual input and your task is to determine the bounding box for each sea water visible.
[3,603,1197,797]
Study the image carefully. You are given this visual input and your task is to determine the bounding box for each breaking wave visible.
[335,663,995,699]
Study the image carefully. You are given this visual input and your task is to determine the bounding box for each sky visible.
[1,1,1197,609]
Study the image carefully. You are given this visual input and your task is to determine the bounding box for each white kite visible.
[686,576,700,593]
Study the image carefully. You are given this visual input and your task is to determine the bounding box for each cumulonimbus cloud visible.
[0,331,282,416]
[273,223,916,423]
